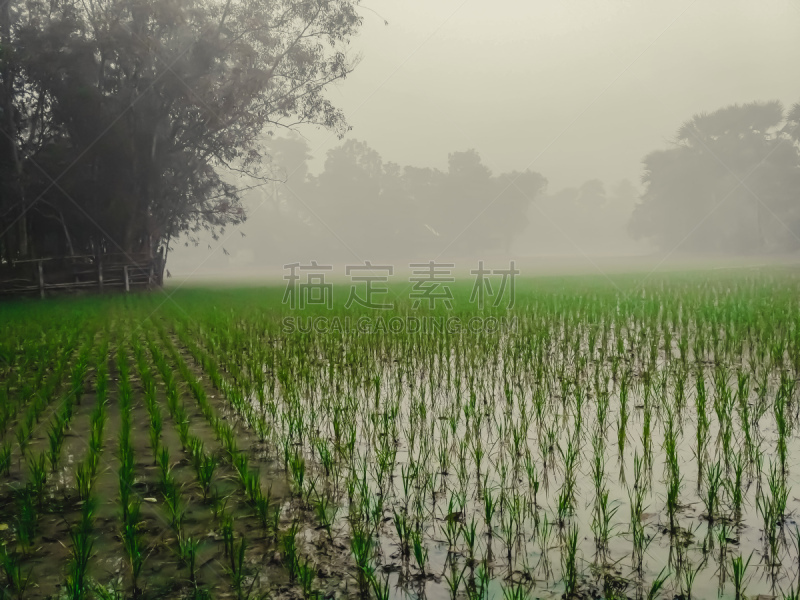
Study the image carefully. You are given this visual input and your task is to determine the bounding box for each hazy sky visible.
[297,0,800,189]
[169,0,800,275]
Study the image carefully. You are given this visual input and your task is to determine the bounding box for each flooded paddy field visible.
[2,270,800,600]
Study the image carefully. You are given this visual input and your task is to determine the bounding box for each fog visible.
[167,0,800,281]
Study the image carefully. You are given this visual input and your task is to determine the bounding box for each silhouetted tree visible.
[266,139,546,259]
[0,0,362,270]
[630,101,800,253]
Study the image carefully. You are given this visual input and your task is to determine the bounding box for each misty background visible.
[167,0,800,279]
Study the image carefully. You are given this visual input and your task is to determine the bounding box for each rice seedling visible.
[369,570,390,600]
[498,506,516,562]
[178,533,200,584]
[15,421,29,454]
[26,452,47,508]
[163,480,186,530]
[483,487,497,531]
[14,489,37,556]
[75,460,93,502]
[209,488,228,521]
[467,563,490,600]
[148,408,162,462]
[463,515,479,563]
[591,489,618,554]
[725,451,746,520]
[157,446,172,490]
[0,443,9,479]
[731,552,753,600]
[65,517,95,600]
[0,543,32,600]
[442,558,465,596]
[680,559,703,600]
[444,492,465,550]
[410,527,427,575]
[93,578,125,600]
[282,521,301,583]
[221,512,236,559]
[289,451,306,497]
[785,586,800,600]
[703,460,723,523]
[646,568,669,600]
[561,523,579,598]
[297,557,317,599]
[196,452,218,500]
[226,536,251,600]
[242,467,262,505]
[121,499,145,595]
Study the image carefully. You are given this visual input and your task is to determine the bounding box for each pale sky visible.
[299,0,800,188]
[169,0,800,275]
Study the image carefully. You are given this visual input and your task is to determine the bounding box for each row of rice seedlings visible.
[142,330,249,593]
[12,328,82,458]
[132,335,205,593]
[45,335,96,473]
[5,275,800,598]
[756,460,790,568]
[0,328,99,600]
[590,436,618,560]
[158,328,288,533]
[0,321,77,440]
[186,309,562,591]
[67,336,110,599]
[161,278,800,596]
[169,321,267,440]
[28,340,92,503]
[144,325,286,598]
[116,339,145,596]
[171,319,375,599]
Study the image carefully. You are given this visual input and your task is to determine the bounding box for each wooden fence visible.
[0,253,162,298]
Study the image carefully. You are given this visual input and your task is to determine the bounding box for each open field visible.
[2,270,800,600]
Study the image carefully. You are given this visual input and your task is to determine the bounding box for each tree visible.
[629,101,800,253]
[260,139,546,260]
[0,0,362,274]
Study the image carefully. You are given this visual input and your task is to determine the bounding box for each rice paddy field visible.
[3,269,800,600]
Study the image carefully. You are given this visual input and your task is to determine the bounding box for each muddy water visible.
[211,330,800,600]
[365,365,800,600]
[7,301,797,600]
[172,338,360,600]
[0,338,351,600]
[0,382,100,599]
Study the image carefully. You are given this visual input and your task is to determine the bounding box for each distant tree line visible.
[630,101,800,253]
[259,101,800,261]
[0,0,361,267]
[258,136,548,259]
[526,179,642,256]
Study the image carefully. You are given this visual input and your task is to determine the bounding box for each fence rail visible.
[0,253,162,298]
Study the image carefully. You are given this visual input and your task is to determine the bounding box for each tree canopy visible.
[255,136,547,260]
[629,100,800,253]
[0,0,362,269]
